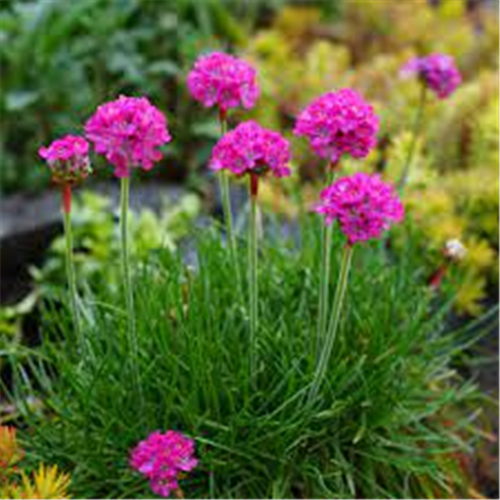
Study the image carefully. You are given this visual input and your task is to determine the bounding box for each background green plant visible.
[244,0,499,315]
[0,0,341,194]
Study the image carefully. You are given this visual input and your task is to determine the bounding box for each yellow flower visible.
[18,464,71,500]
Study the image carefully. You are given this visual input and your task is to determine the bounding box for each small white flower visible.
[444,239,467,261]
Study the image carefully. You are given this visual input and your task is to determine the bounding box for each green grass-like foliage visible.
[6,217,490,499]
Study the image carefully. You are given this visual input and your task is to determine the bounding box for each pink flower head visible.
[315,173,404,245]
[294,89,379,164]
[209,120,291,178]
[187,52,259,112]
[84,95,171,178]
[130,430,198,498]
[39,135,91,185]
[400,53,461,99]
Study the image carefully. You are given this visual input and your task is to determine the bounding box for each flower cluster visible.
[400,53,461,99]
[210,120,291,178]
[187,52,259,112]
[39,135,91,185]
[294,89,379,163]
[85,95,171,178]
[130,430,198,498]
[315,173,404,245]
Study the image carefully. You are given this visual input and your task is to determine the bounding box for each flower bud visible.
[444,238,467,262]
[39,135,91,185]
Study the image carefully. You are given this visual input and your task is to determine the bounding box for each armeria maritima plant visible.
[398,53,461,189]
[85,95,171,403]
[187,51,259,115]
[39,135,92,352]
[25,41,486,499]
[210,120,291,377]
[294,88,379,165]
[130,430,198,498]
[310,172,404,400]
[294,89,380,366]
[187,52,260,277]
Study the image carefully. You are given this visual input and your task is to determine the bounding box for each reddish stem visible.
[62,184,72,214]
[428,264,448,289]
[219,108,227,129]
[250,172,259,199]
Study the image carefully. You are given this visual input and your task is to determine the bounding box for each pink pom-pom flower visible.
[210,120,291,179]
[187,52,259,112]
[315,173,404,245]
[294,89,379,164]
[130,430,198,498]
[39,135,91,185]
[84,95,171,178]
[400,53,461,99]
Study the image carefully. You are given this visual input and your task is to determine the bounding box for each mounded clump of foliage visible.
[7,222,492,498]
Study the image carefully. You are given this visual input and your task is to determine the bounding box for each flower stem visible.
[316,165,336,361]
[62,184,82,354]
[249,173,259,378]
[398,84,427,191]
[120,176,142,401]
[218,111,241,290]
[428,263,449,290]
[310,244,354,402]
[219,172,234,244]
[218,112,235,250]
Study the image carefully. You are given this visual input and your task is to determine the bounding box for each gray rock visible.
[0,182,188,304]
[0,182,187,241]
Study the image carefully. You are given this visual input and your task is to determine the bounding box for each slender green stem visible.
[218,114,241,289]
[310,244,354,401]
[120,177,134,338]
[316,224,332,358]
[219,116,235,250]
[249,175,259,378]
[219,172,234,246]
[316,166,336,361]
[62,190,82,354]
[120,176,142,403]
[398,84,427,191]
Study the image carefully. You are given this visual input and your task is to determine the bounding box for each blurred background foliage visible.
[0,0,498,316]
[245,0,498,316]
[0,0,339,192]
